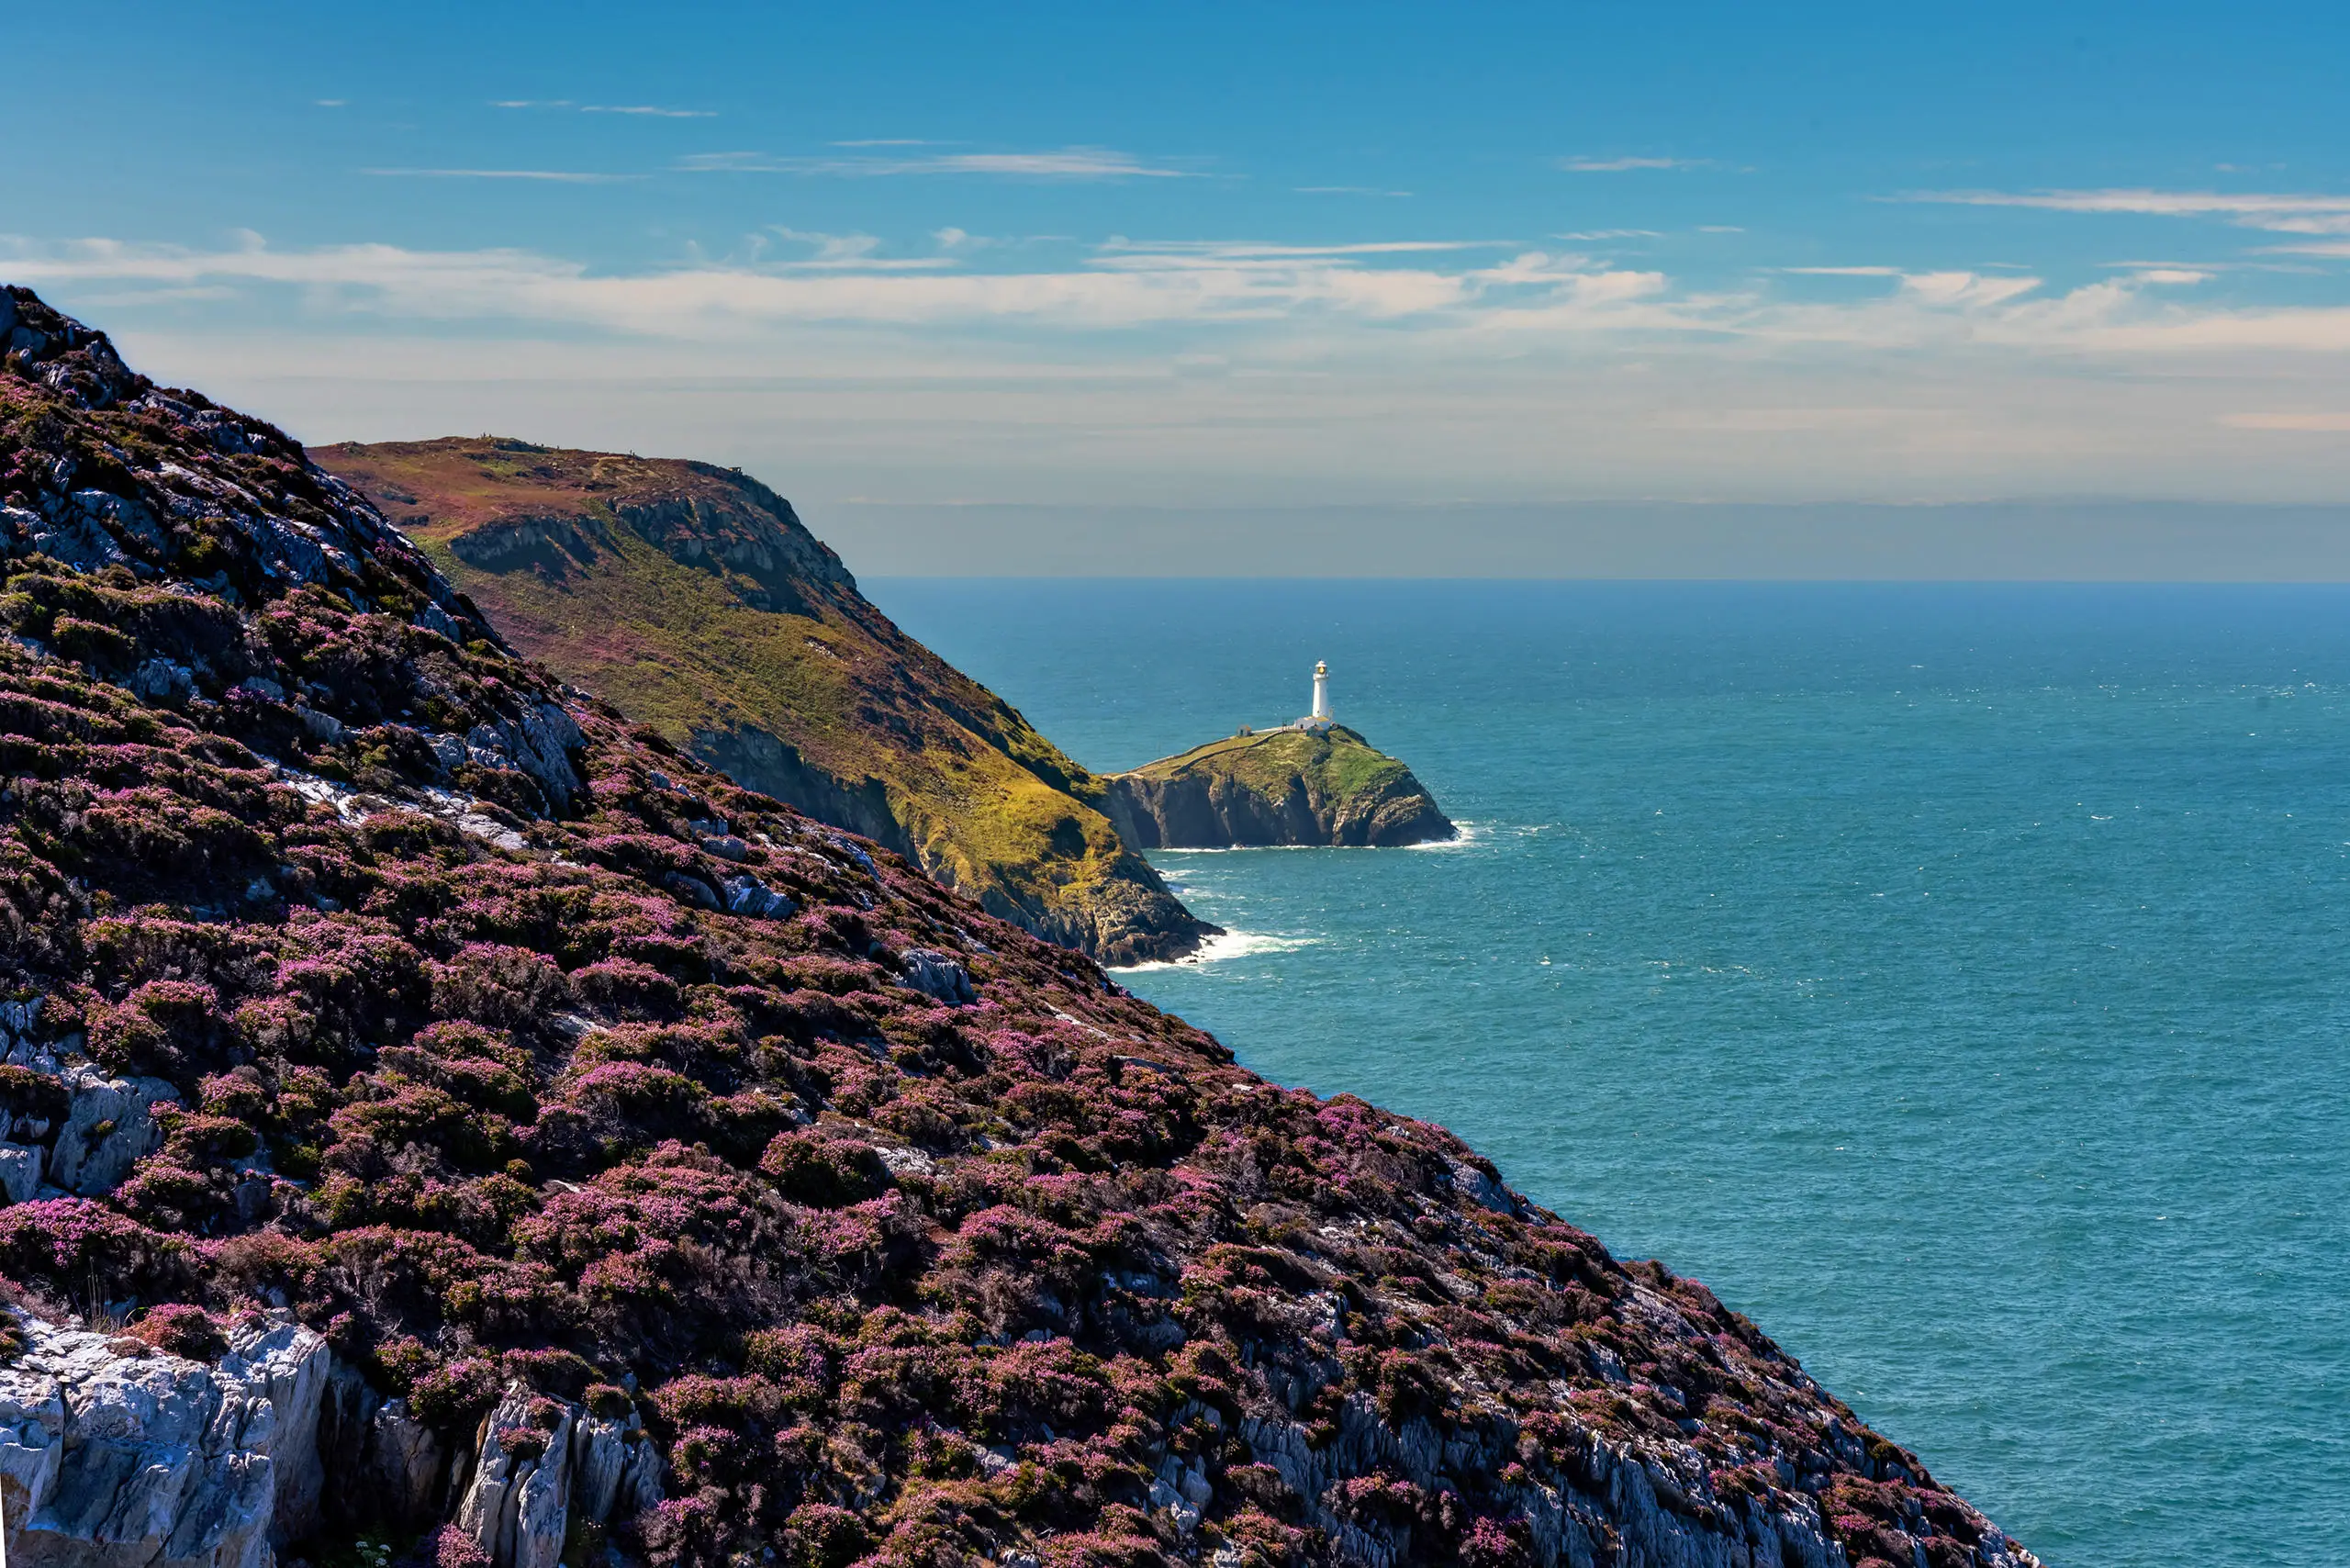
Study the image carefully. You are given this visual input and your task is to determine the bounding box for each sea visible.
[867,579,2349,1568]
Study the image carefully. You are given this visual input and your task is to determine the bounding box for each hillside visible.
[310,439,1211,968]
[1107,726,1455,849]
[0,286,2035,1568]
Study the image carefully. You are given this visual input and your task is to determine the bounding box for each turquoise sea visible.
[867,579,2348,1568]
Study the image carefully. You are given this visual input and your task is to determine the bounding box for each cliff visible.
[309,439,1213,968]
[1107,726,1456,849]
[0,286,2035,1568]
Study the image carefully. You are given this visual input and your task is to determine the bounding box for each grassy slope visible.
[312,438,1207,961]
[1123,724,1413,803]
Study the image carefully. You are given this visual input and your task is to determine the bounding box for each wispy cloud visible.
[493,99,713,118]
[1560,156,1707,173]
[314,99,347,108]
[681,146,1192,179]
[17,234,2350,368]
[361,168,642,184]
[1905,187,2350,235]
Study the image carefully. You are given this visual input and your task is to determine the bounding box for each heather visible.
[0,286,2032,1568]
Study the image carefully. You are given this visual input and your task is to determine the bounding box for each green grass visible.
[1122,725,1411,806]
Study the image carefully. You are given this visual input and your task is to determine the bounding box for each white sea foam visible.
[1113,928,1318,972]
[1405,819,1494,851]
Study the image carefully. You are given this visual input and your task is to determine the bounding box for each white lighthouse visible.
[1310,660,1331,723]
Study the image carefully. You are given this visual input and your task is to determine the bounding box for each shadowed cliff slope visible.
[1108,726,1455,849]
[0,288,2035,1568]
[312,438,1213,967]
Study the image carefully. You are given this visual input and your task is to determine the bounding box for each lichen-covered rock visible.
[0,287,2039,1568]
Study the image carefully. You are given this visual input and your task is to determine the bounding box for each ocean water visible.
[865,579,2350,1568]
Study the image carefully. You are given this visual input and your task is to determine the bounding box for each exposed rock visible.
[898,948,976,1005]
[49,1067,177,1197]
[454,1384,660,1568]
[0,1311,328,1568]
[317,1363,444,1532]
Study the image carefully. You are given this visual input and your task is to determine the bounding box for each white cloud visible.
[21,231,2350,510]
[681,147,1192,179]
[494,99,711,118]
[1905,188,2350,236]
[1560,156,1706,173]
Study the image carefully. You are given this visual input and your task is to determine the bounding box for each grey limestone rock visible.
[0,1141,42,1204]
[49,1067,178,1197]
[0,1311,330,1568]
[465,700,585,810]
[721,874,795,920]
[455,1383,661,1568]
[899,948,976,1005]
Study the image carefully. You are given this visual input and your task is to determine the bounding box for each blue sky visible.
[10,1,2350,560]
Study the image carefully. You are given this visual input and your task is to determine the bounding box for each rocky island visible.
[1105,679,1456,850]
[0,287,2035,1568]
[311,440,1214,968]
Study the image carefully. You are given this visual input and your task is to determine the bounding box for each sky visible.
[8,1,2350,575]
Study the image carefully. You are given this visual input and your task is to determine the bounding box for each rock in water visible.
[0,285,2038,1568]
[1106,724,1457,847]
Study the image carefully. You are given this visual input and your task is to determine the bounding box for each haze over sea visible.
[870,578,2349,1568]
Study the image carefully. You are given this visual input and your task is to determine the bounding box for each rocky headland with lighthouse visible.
[1103,665,1458,850]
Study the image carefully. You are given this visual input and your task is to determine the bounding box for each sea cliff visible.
[312,439,1214,968]
[0,286,2035,1568]
[1107,726,1456,849]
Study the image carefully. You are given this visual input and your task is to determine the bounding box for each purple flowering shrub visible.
[0,286,2032,1568]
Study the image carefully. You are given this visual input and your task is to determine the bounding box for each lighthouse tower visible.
[1310,660,1331,723]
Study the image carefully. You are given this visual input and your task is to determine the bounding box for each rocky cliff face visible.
[1107,728,1456,850]
[310,440,1214,968]
[0,287,2035,1568]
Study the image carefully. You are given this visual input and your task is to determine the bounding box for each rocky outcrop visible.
[453,1385,661,1568]
[688,723,916,861]
[1107,725,1457,849]
[0,1312,329,1568]
[317,1365,445,1533]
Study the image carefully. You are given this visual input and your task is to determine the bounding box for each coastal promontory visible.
[313,437,1214,966]
[1106,722,1457,848]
